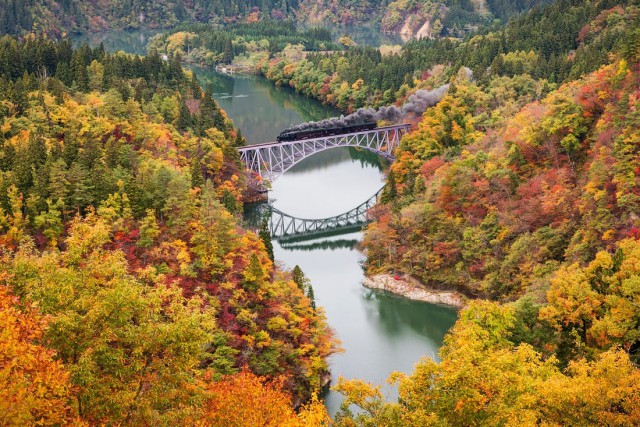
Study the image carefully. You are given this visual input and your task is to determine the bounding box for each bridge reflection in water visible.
[278,238,360,252]
[252,188,383,243]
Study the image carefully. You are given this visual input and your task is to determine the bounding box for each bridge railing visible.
[238,124,410,182]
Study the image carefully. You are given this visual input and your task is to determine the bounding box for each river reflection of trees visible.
[194,68,236,97]
[189,64,341,143]
[70,30,161,55]
[280,238,359,252]
[283,147,385,175]
[362,289,459,348]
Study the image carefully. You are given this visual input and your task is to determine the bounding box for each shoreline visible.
[215,63,258,75]
[363,274,465,308]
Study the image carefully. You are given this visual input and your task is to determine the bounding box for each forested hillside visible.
[1,0,549,38]
[148,22,336,67]
[259,0,634,113]
[296,0,551,37]
[0,0,301,36]
[330,2,640,424]
[0,36,335,425]
[361,0,640,300]
[365,48,640,299]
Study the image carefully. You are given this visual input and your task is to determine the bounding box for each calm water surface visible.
[198,66,458,414]
[73,31,457,416]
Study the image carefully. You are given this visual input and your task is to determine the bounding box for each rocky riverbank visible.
[215,63,257,75]
[363,274,466,308]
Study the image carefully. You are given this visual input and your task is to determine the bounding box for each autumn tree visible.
[335,300,640,426]
[0,286,83,426]
[1,215,219,425]
[137,208,160,248]
[197,371,330,427]
[292,265,306,290]
[541,238,640,364]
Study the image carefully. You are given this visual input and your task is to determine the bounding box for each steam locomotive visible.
[276,122,377,142]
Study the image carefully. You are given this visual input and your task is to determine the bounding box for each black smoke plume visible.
[284,83,449,133]
[283,67,474,133]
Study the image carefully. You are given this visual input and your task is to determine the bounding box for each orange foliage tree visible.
[196,370,330,427]
[0,285,82,426]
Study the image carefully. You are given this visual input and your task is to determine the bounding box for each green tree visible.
[177,97,192,132]
[71,51,89,92]
[190,154,205,189]
[259,217,274,263]
[381,169,397,204]
[307,283,316,311]
[34,198,64,247]
[243,253,265,291]
[292,265,306,291]
[137,208,160,248]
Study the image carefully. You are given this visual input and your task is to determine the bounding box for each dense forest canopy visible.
[254,0,637,114]
[0,0,301,36]
[3,0,640,425]
[358,0,640,299]
[148,21,337,67]
[0,36,336,425]
[0,0,552,38]
[330,2,640,422]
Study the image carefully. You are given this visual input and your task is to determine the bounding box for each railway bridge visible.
[237,124,410,182]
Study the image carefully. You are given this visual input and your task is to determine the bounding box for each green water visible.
[72,31,457,416]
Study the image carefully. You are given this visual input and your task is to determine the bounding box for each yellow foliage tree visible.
[0,285,83,426]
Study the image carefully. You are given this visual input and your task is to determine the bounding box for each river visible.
[73,31,458,416]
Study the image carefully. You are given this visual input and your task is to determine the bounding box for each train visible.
[276,122,377,142]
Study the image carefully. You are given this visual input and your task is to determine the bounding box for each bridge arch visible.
[238,124,410,182]
[257,188,383,242]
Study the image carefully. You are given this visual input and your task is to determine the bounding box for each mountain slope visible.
[1,0,551,38]
[297,0,552,38]
[362,2,640,301]
[0,0,301,36]
[0,36,336,422]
